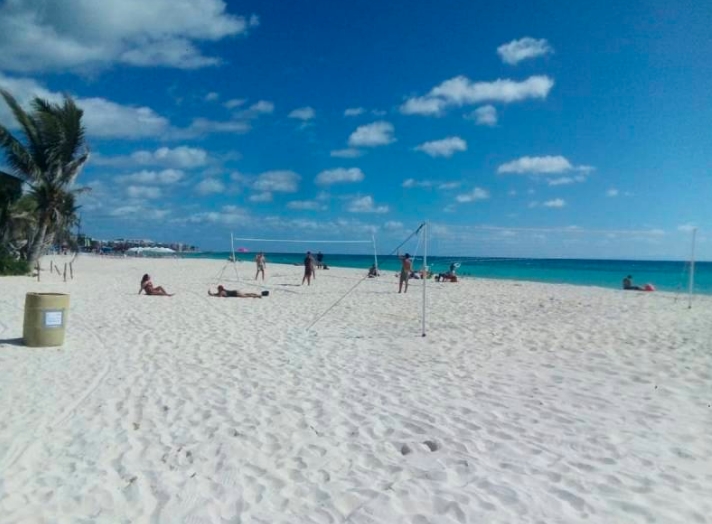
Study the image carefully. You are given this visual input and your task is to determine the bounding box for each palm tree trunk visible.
[26,217,49,266]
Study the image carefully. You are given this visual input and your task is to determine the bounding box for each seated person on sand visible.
[367,264,379,278]
[139,274,173,296]
[622,275,644,291]
[208,285,266,298]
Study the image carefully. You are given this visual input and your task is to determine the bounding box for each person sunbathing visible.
[139,274,173,296]
[208,285,266,298]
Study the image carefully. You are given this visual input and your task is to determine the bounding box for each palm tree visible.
[0,90,90,265]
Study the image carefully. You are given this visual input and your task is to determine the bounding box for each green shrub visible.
[0,251,30,276]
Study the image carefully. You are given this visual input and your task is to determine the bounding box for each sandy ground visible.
[0,255,711,524]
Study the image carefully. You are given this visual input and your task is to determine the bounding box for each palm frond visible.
[0,125,39,180]
[0,89,43,162]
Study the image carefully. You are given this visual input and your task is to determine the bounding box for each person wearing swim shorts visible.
[255,252,266,281]
[398,253,412,294]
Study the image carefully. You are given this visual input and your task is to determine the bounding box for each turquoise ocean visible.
[185,252,711,295]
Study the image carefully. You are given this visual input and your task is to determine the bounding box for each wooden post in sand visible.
[54,264,61,276]
[70,262,74,280]
[36,261,41,282]
[50,260,54,274]
[63,263,67,282]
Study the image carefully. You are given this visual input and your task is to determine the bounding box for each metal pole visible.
[421,222,428,337]
[688,228,697,309]
[372,234,379,271]
[231,232,238,281]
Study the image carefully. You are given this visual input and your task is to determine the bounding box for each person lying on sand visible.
[139,274,173,296]
[208,285,266,298]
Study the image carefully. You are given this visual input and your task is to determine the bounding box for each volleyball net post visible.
[688,228,697,309]
[421,221,428,337]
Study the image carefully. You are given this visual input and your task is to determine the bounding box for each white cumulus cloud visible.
[348,121,395,147]
[455,188,490,203]
[607,188,620,197]
[548,177,575,186]
[288,106,315,120]
[347,196,389,214]
[402,179,433,188]
[0,73,252,141]
[195,178,225,195]
[287,200,326,211]
[467,105,498,126]
[330,148,363,158]
[127,185,162,199]
[315,168,365,185]
[253,170,300,193]
[543,198,566,208]
[400,75,554,116]
[249,192,273,203]
[96,146,209,168]
[344,107,365,116]
[117,169,185,185]
[224,98,246,109]
[0,0,257,73]
[497,37,553,65]
[415,136,467,158]
[498,156,592,175]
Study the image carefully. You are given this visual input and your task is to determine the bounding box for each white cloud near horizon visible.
[315,168,365,185]
[347,196,389,214]
[330,148,363,158]
[348,121,395,147]
[677,223,697,232]
[607,188,620,197]
[467,105,498,126]
[415,136,467,158]
[288,106,315,121]
[205,92,220,102]
[252,170,300,192]
[498,156,593,175]
[400,75,554,116]
[0,0,257,73]
[497,37,553,65]
[456,188,490,203]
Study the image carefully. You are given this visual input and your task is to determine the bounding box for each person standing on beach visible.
[302,251,315,286]
[316,251,324,269]
[398,253,412,293]
[255,252,266,281]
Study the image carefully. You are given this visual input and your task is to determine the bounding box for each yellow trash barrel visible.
[23,293,70,347]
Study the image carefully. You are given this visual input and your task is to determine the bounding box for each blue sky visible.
[0,0,710,259]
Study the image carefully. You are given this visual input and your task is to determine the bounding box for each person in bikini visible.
[398,253,412,293]
[208,285,265,298]
[139,274,173,296]
[302,251,315,286]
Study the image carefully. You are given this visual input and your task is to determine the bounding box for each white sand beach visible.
[1,255,711,523]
